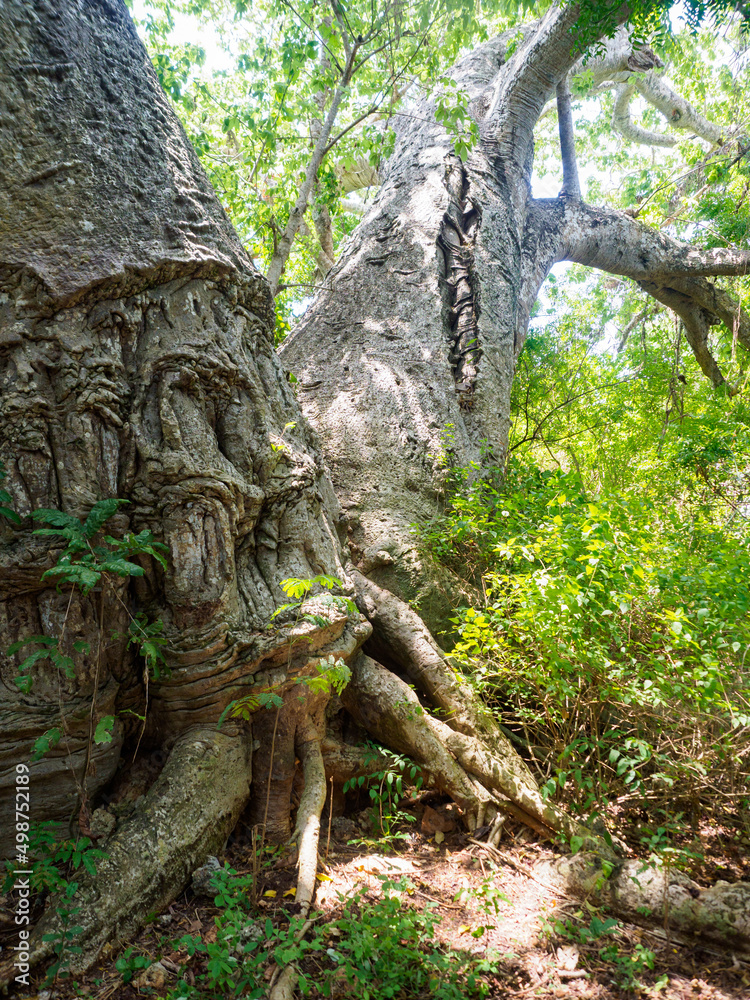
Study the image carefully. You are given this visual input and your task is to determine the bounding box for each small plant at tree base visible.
[41,881,85,985]
[114,946,152,984]
[219,574,354,725]
[3,823,108,983]
[344,744,423,847]
[454,861,510,936]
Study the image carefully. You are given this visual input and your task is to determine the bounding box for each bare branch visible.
[617,305,660,353]
[559,200,750,280]
[631,70,724,147]
[568,25,724,149]
[557,78,581,198]
[551,198,750,386]
[613,83,677,147]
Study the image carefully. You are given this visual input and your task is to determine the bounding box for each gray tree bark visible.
[2,0,750,986]
[0,0,365,976]
[279,7,750,624]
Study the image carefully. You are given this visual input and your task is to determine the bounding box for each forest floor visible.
[6,792,750,1000]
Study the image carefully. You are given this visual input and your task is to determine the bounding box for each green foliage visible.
[344,745,423,846]
[153,873,498,999]
[424,287,750,838]
[542,905,659,990]
[32,726,63,761]
[3,823,107,984]
[318,877,495,999]
[304,654,352,696]
[434,77,480,162]
[270,574,357,624]
[41,882,84,986]
[115,946,153,983]
[9,635,75,694]
[32,500,167,595]
[453,861,509,936]
[572,0,747,50]
[126,613,169,680]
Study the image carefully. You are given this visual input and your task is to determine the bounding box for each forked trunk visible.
[3,0,750,986]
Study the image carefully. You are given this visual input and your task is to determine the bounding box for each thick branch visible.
[567,25,723,149]
[488,3,593,199]
[558,200,750,280]
[613,83,677,147]
[521,198,749,385]
[631,71,724,147]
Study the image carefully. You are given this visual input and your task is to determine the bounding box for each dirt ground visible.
[4,793,750,1000]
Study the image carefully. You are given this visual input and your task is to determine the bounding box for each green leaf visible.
[82,499,127,539]
[94,716,115,745]
[32,727,62,761]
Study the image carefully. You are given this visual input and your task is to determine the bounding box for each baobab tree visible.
[1,0,750,989]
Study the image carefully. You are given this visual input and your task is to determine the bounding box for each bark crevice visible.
[438,158,483,409]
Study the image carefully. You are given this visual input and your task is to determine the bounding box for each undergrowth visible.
[114,872,499,999]
[423,454,750,847]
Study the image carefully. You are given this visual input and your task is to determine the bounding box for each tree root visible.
[341,653,495,828]
[353,571,532,767]
[340,650,593,844]
[0,725,253,987]
[293,719,326,917]
[269,722,326,1000]
[541,853,750,950]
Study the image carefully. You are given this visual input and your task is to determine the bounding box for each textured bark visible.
[7,725,254,978]
[542,853,750,950]
[280,21,750,623]
[3,0,750,981]
[0,0,386,979]
[279,34,526,626]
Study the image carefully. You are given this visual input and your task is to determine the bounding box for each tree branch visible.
[613,83,677,147]
[551,198,750,386]
[557,78,581,198]
[558,200,750,280]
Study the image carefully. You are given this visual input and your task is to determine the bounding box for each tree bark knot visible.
[438,159,482,410]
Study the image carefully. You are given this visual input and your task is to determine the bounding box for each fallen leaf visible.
[263,889,277,898]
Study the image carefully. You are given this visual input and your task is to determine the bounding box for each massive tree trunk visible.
[2,0,750,987]
[0,0,364,978]
[279,7,750,630]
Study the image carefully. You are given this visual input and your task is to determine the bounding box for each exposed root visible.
[0,726,253,988]
[268,719,326,1000]
[268,918,318,1000]
[293,718,327,917]
[542,853,750,950]
[340,649,598,846]
[352,571,537,787]
[429,717,592,845]
[269,966,297,1000]
[320,733,395,784]
[341,652,495,829]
